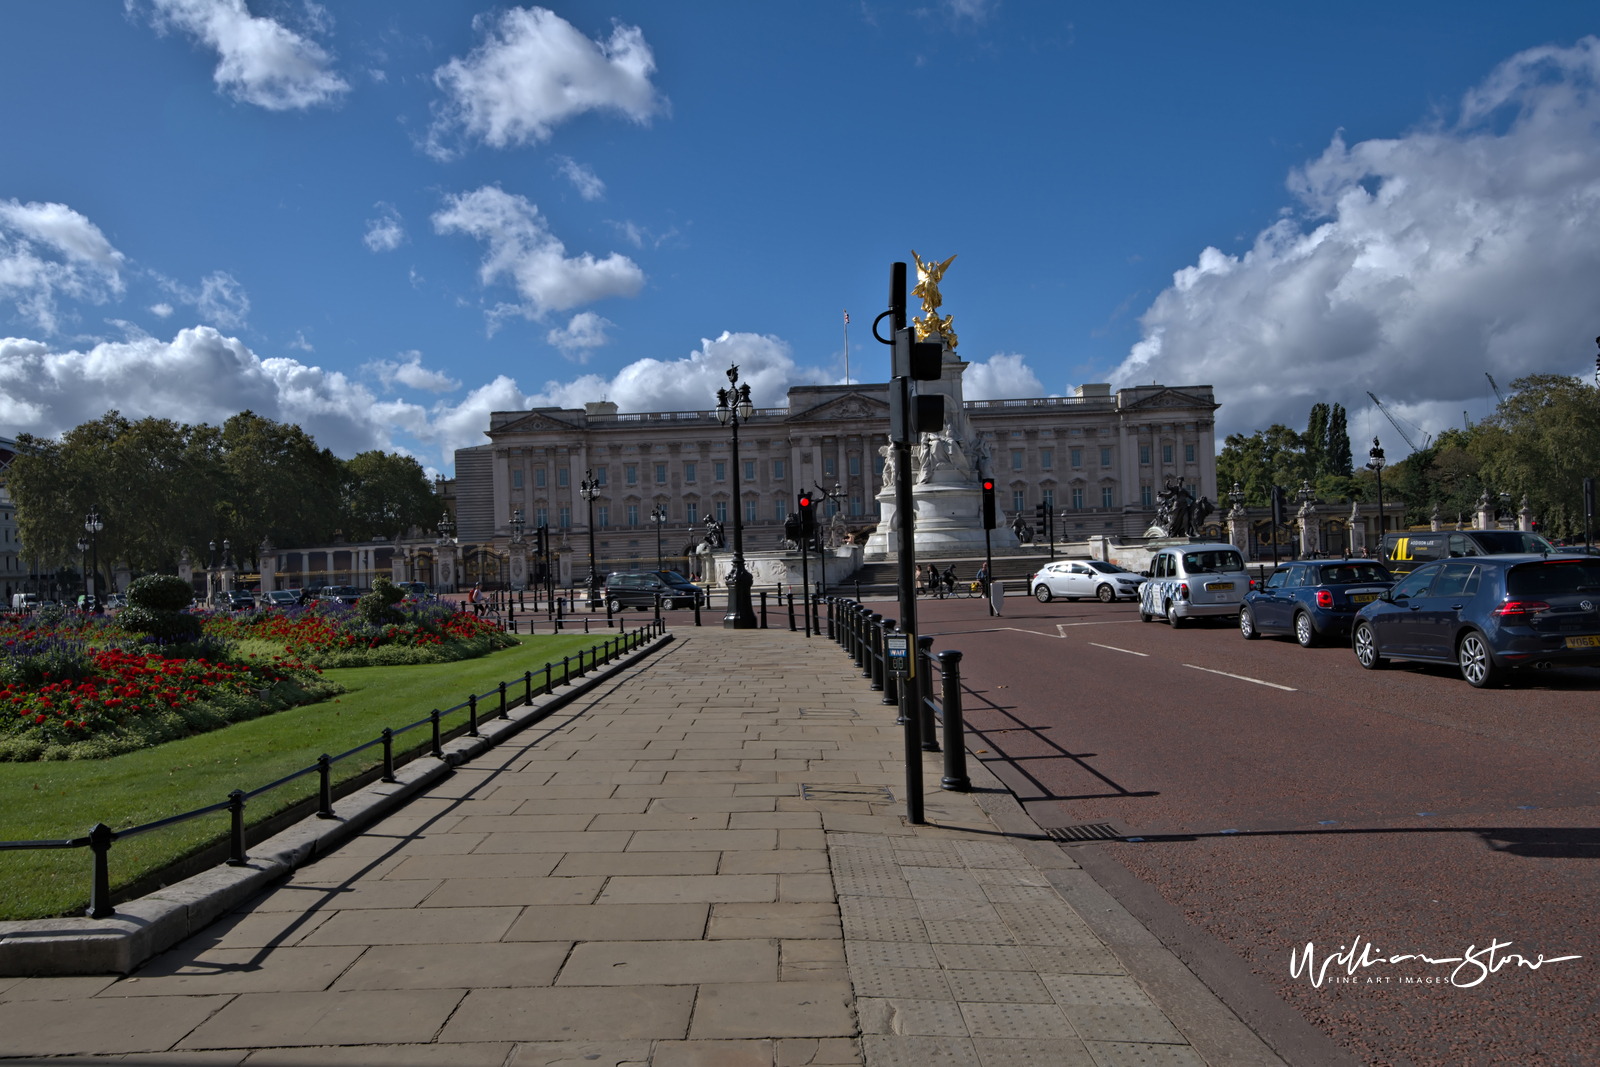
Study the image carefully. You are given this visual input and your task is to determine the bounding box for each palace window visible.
[745,500,757,522]
[745,460,755,481]
[1100,447,1112,467]
[597,506,609,527]
[1185,443,1196,463]
[823,457,835,477]
[686,503,698,524]
[558,468,569,488]
[716,501,728,522]
[1013,490,1025,512]
[1162,444,1174,464]
[1041,449,1053,470]
[596,467,607,486]
[825,498,839,518]
[1102,486,1114,508]
[1141,485,1153,507]
[1072,488,1085,509]
[1011,450,1024,471]
[775,499,787,521]
[850,496,862,516]
[1071,448,1083,468]
[848,455,860,476]
[773,459,785,479]
[536,507,548,526]
[535,468,546,488]
[1042,489,1054,508]
[685,462,697,483]
[655,463,667,484]
[511,470,523,489]
[715,461,727,481]
[627,504,639,526]
[625,464,637,485]
[558,507,571,527]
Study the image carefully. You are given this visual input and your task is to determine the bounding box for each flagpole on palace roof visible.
[843,309,850,385]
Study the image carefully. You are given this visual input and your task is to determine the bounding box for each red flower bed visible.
[1,647,318,748]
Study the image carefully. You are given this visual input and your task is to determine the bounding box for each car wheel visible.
[607,598,623,613]
[1459,631,1503,688]
[1353,622,1385,669]
[1294,611,1318,648]
[1166,602,1184,628]
[1096,584,1115,603]
[1139,607,1152,623]
[1239,608,1258,640]
[1035,585,1053,603]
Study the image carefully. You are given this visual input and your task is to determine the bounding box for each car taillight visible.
[1178,583,1188,599]
[1493,600,1550,619]
[1316,590,1334,608]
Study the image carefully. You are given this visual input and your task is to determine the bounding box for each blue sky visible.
[3,2,1599,471]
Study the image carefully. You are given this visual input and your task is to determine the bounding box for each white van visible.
[1138,543,1249,627]
[10,593,39,612]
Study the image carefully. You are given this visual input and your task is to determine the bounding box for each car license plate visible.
[1564,635,1600,649]
[1351,593,1378,604]
[1206,582,1233,591]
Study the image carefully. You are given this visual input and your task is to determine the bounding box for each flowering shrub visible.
[0,621,334,761]
[209,600,516,667]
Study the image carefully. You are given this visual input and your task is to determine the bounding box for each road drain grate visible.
[802,783,894,802]
[1045,823,1122,842]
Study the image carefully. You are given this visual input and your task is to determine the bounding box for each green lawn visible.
[0,630,628,920]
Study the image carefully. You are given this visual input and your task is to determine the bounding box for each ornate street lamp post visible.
[715,365,758,628]
[1366,438,1386,558]
[578,470,601,607]
[649,504,667,573]
[76,536,89,609]
[435,512,456,594]
[83,504,102,607]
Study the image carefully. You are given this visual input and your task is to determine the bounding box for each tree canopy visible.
[8,411,439,582]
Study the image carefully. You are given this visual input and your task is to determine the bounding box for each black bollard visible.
[869,613,884,689]
[917,636,940,751]
[381,727,396,782]
[938,650,971,791]
[760,590,768,629]
[787,592,796,632]
[87,822,114,919]
[227,790,247,866]
[317,754,334,817]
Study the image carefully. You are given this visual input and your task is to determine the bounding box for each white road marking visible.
[1055,621,1141,636]
[1088,642,1148,657]
[1183,663,1298,691]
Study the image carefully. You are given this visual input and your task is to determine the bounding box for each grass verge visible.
[0,631,613,921]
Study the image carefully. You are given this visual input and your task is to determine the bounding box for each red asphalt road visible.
[900,593,1600,1067]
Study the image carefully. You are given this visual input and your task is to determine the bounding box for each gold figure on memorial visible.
[910,250,959,351]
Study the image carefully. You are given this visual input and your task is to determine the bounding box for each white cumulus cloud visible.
[427,6,663,158]
[432,185,644,326]
[363,203,406,252]
[546,310,613,361]
[556,156,606,201]
[364,350,462,394]
[964,353,1044,400]
[139,0,350,111]
[149,302,174,318]
[0,199,127,333]
[156,269,250,329]
[1112,36,1600,446]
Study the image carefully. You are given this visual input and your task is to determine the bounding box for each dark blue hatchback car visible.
[1239,559,1394,647]
[1351,555,1600,687]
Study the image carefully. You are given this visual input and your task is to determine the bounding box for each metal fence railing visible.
[824,597,969,793]
[1,619,667,920]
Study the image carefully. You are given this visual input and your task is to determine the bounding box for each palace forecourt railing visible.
[0,620,666,920]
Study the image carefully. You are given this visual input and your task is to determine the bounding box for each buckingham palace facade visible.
[442,381,1218,583]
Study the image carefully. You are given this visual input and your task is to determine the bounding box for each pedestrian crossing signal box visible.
[884,632,912,678]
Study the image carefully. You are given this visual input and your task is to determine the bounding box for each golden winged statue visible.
[911,250,958,351]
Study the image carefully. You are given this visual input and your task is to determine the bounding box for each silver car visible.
[1032,560,1145,603]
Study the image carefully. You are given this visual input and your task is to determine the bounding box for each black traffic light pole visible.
[797,495,812,638]
[982,479,996,616]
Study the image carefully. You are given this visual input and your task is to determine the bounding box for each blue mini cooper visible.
[1351,554,1600,687]
[1239,559,1394,647]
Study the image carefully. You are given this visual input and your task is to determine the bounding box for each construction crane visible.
[1486,373,1506,406]
[1366,391,1433,452]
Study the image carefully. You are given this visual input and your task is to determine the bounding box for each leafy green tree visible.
[1305,404,1329,482]
[1327,403,1353,477]
[342,451,438,542]
[217,412,344,560]
[1216,424,1311,506]
[1471,374,1600,538]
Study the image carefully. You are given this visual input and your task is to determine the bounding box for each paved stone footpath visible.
[0,627,1268,1067]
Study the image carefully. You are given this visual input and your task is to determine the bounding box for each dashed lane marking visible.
[1088,642,1148,657]
[1183,663,1298,692]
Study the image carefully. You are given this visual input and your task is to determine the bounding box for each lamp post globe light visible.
[1366,438,1386,556]
[715,364,758,628]
[578,469,602,607]
[649,504,667,573]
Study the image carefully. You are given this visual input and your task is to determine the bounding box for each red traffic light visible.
[982,480,994,491]
[799,494,812,508]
